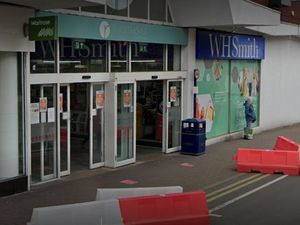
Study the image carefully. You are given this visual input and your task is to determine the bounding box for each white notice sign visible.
[48,108,55,123]
[31,103,40,124]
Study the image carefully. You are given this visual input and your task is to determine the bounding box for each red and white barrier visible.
[95,186,183,201]
[273,136,300,151]
[28,191,209,225]
[233,148,300,175]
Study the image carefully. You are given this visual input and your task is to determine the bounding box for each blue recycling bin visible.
[181,118,206,155]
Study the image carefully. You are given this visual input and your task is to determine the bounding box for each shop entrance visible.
[136,81,163,158]
[67,83,105,172]
[30,82,105,184]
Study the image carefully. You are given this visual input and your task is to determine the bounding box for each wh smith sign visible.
[196,30,265,60]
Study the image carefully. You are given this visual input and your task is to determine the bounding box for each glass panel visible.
[31,85,57,183]
[30,40,56,73]
[130,0,148,19]
[82,4,105,14]
[196,60,230,138]
[92,84,105,164]
[168,81,181,148]
[60,86,68,172]
[168,45,181,71]
[131,43,164,72]
[167,6,173,23]
[229,60,260,132]
[0,52,24,181]
[111,41,128,72]
[60,38,107,73]
[150,0,166,21]
[117,84,134,162]
[107,0,128,16]
[42,86,56,177]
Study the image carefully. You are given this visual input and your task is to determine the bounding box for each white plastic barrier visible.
[95,186,183,201]
[27,199,123,225]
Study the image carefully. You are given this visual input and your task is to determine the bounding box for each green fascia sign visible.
[36,12,187,45]
[29,16,58,41]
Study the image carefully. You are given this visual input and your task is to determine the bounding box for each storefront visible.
[27,12,187,184]
[195,30,265,139]
[0,4,34,196]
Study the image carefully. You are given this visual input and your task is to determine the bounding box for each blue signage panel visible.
[196,30,265,60]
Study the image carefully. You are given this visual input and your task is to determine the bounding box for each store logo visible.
[99,21,110,39]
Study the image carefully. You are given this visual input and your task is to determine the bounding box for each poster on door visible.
[59,93,63,113]
[123,90,132,108]
[39,97,48,113]
[31,103,40,124]
[170,86,177,102]
[96,90,104,109]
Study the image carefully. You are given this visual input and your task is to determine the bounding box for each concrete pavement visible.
[1,124,300,225]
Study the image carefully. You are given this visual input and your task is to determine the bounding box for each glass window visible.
[0,52,25,181]
[82,4,105,14]
[168,45,181,71]
[167,6,173,23]
[60,38,107,73]
[117,83,134,162]
[150,0,166,22]
[30,40,56,73]
[111,41,128,72]
[107,0,128,17]
[131,42,164,72]
[129,0,148,19]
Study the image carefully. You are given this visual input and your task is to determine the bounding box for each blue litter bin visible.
[181,118,206,155]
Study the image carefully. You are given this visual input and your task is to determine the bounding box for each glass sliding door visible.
[164,80,182,153]
[59,85,70,176]
[90,83,105,169]
[116,83,135,166]
[31,84,57,183]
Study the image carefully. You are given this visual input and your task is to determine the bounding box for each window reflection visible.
[107,0,128,17]
[30,40,56,74]
[168,45,181,71]
[59,38,107,73]
[129,0,148,19]
[131,42,164,72]
[150,0,166,22]
[111,41,128,72]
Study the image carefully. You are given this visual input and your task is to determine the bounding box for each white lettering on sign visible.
[31,20,50,26]
[38,28,54,38]
[208,34,259,59]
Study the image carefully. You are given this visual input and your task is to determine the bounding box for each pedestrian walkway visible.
[1,124,300,225]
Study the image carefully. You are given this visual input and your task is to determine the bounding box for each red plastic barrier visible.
[119,192,210,225]
[273,136,300,151]
[234,148,300,176]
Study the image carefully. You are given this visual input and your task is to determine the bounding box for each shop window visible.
[167,6,173,23]
[129,0,148,19]
[150,0,166,22]
[82,4,105,14]
[111,41,128,72]
[30,40,56,74]
[168,45,181,71]
[59,38,107,73]
[107,0,128,17]
[131,42,164,72]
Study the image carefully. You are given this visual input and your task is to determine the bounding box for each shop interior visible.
[136,81,163,158]
[70,83,90,171]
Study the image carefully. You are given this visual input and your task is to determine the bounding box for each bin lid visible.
[182,118,205,123]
